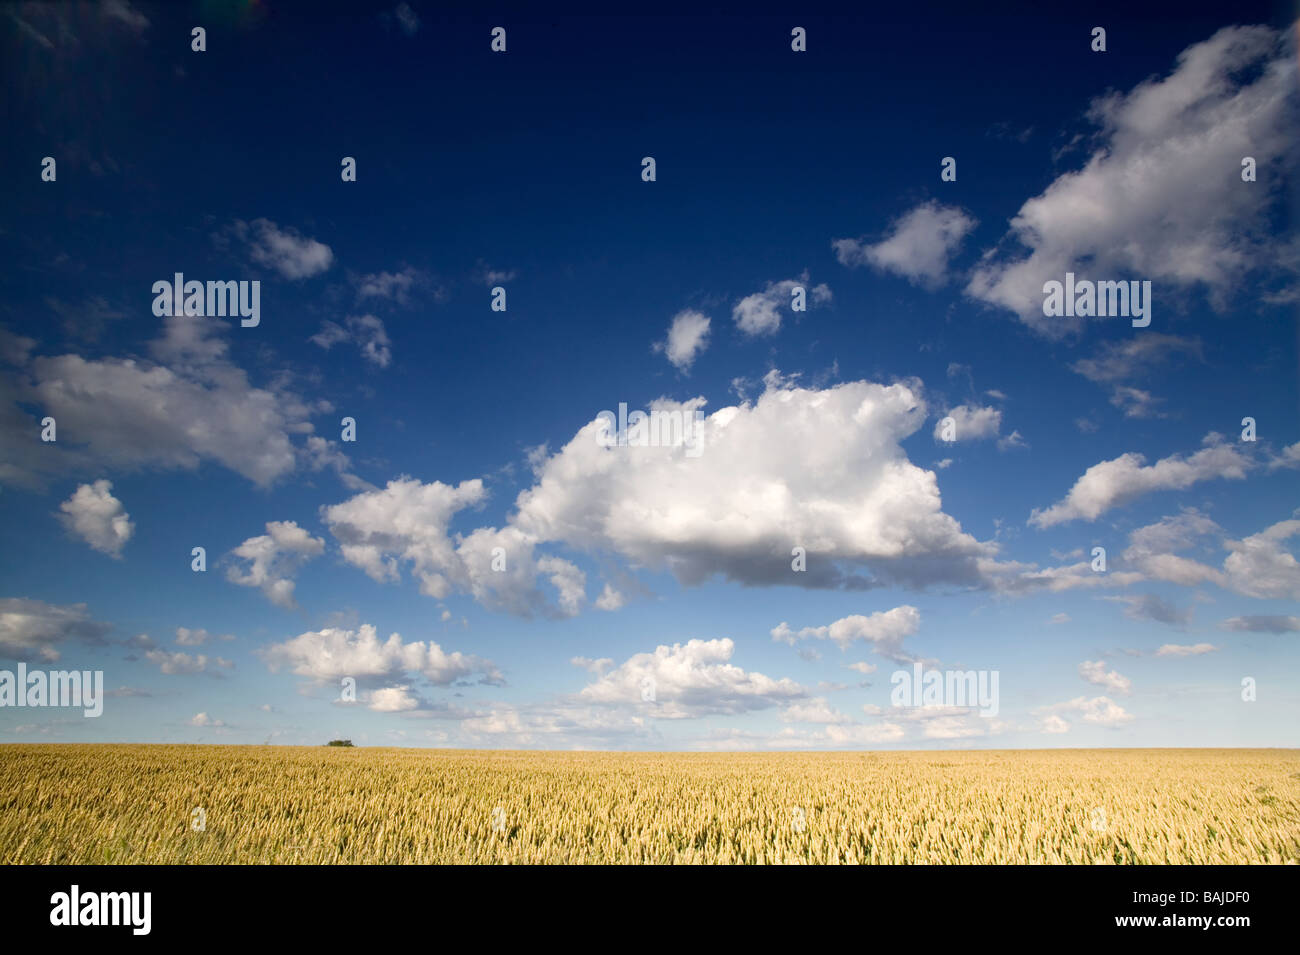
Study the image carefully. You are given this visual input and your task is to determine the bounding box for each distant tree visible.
[327,739,354,747]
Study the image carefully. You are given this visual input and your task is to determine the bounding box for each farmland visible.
[1,745,1296,864]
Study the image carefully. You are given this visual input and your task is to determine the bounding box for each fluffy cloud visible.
[1037,695,1134,730]
[656,309,710,371]
[146,650,233,675]
[1029,434,1252,527]
[732,274,831,337]
[57,480,133,557]
[934,404,1002,442]
[261,624,500,685]
[577,638,806,718]
[226,521,326,609]
[310,315,392,368]
[967,26,1297,332]
[0,598,112,662]
[770,606,921,661]
[229,218,333,279]
[0,315,357,490]
[834,201,976,287]
[511,374,993,593]
[1078,660,1132,694]
[1124,511,1300,601]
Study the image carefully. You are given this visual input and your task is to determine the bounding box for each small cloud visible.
[655,309,710,372]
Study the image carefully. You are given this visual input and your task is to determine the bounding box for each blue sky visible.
[1,0,1297,749]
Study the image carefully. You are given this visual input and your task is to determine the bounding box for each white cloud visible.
[230,218,333,279]
[770,606,921,660]
[354,266,425,305]
[846,661,878,675]
[657,309,711,371]
[0,315,357,490]
[578,638,806,718]
[1038,695,1134,729]
[260,623,501,711]
[1029,434,1252,527]
[732,274,831,337]
[594,584,626,611]
[510,375,994,593]
[934,404,1001,442]
[967,26,1297,332]
[226,521,326,609]
[1155,642,1219,656]
[834,201,976,287]
[310,314,392,368]
[1078,659,1132,695]
[57,480,133,557]
[1049,612,1070,624]
[0,598,111,662]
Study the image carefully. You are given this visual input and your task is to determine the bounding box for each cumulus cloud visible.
[967,26,1298,333]
[1029,434,1252,527]
[259,623,503,711]
[770,606,921,661]
[0,598,111,662]
[310,314,392,368]
[174,627,232,647]
[229,218,333,279]
[188,712,225,727]
[1078,659,1132,694]
[510,374,994,593]
[225,521,326,609]
[731,274,831,336]
[656,309,710,371]
[57,480,133,557]
[834,201,976,287]
[934,404,1002,443]
[577,638,806,718]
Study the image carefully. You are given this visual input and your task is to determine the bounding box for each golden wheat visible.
[1,745,1296,864]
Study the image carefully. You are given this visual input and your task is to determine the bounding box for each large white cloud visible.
[511,373,993,592]
[967,25,1297,333]
[57,480,133,557]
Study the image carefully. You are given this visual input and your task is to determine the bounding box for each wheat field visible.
[1,745,1297,864]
